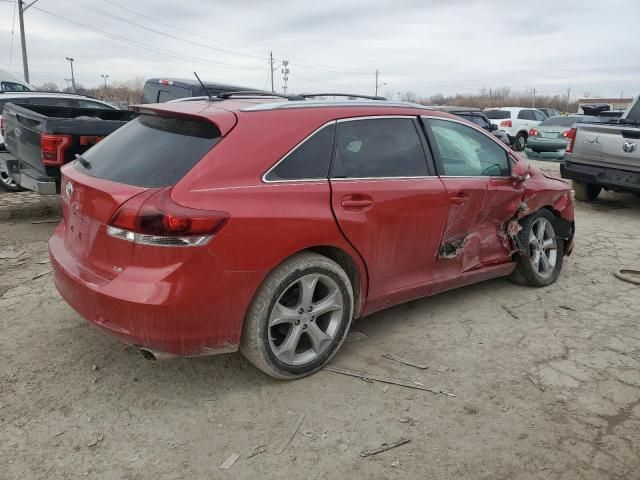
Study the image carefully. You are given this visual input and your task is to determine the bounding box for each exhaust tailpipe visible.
[139,348,176,361]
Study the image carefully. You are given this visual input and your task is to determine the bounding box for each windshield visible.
[484,110,510,120]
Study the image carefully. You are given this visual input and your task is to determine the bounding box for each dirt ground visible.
[1,161,639,480]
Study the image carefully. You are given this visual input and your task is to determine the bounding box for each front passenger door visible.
[424,117,523,281]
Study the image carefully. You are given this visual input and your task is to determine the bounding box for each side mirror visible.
[490,123,498,131]
[511,159,530,182]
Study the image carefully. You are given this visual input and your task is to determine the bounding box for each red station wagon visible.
[49,93,575,379]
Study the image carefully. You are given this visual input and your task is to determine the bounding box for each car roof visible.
[485,106,542,112]
[133,98,456,123]
[145,77,253,90]
[427,105,482,113]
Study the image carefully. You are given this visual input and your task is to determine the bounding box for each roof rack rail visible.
[300,93,387,101]
[217,90,304,101]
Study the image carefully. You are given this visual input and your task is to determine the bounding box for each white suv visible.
[484,107,547,151]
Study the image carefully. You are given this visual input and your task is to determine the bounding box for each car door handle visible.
[341,195,373,209]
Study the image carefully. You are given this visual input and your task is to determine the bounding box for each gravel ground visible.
[1,161,639,480]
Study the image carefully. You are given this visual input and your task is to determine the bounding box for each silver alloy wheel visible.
[528,217,557,278]
[268,273,344,366]
[516,135,526,150]
[0,171,18,189]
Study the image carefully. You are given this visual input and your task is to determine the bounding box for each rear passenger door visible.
[423,117,521,281]
[329,116,448,311]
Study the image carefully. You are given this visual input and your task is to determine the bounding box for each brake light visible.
[561,130,570,138]
[107,187,229,247]
[41,133,72,166]
[529,128,539,136]
[565,128,577,153]
[500,120,512,128]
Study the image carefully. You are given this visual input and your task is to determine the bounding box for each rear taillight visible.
[107,187,229,247]
[500,120,512,128]
[41,133,72,166]
[561,130,570,138]
[565,128,577,153]
[529,128,539,136]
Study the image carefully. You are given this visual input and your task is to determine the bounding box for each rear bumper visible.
[0,153,57,194]
[524,146,565,160]
[560,161,640,193]
[49,223,261,356]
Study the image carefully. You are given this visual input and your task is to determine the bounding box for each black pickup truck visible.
[1,103,136,194]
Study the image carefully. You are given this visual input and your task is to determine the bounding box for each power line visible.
[98,0,266,56]
[96,0,374,77]
[64,0,267,61]
[31,6,265,72]
[8,0,17,71]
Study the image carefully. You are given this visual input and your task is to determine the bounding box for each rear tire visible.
[240,252,354,379]
[514,132,527,151]
[572,181,601,202]
[0,170,23,192]
[511,210,565,287]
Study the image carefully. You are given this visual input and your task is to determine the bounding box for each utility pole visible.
[532,88,536,108]
[281,60,289,95]
[18,0,29,83]
[101,74,109,99]
[566,87,571,113]
[64,78,71,93]
[375,69,379,96]
[66,57,76,92]
[269,52,275,93]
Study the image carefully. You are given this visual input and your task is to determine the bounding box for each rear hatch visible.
[484,109,512,130]
[61,110,232,278]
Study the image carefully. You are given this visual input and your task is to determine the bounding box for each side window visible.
[534,110,546,121]
[265,123,335,181]
[518,110,534,120]
[77,99,113,109]
[28,97,74,107]
[427,119,510,177]
[332,118,428,178]
[1,82,30,92]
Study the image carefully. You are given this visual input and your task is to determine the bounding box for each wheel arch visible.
[522,205,574,254]
[306,245,366,318]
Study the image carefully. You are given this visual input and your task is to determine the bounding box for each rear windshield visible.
[484,110,510,119]
[75,115,221,187]
[540,115,597,127]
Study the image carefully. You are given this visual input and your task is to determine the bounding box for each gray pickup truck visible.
[2,102,136,194]
[561,95,640,201]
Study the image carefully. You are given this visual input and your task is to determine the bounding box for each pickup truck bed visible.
[1,103,136,194]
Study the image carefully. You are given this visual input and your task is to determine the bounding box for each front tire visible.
[514,132,527,151]
[240,252,354,379]
[511,210,565,287]
[572,181,601,202]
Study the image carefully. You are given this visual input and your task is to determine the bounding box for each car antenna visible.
[193,72,213,101]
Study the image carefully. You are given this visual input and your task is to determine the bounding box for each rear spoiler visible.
[130,104,237,135]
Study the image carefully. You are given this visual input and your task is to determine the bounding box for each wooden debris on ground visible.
[360,437,411,457]
[275,413,305,455]
[500,304,519,319]
[382,353,428,370]
[324,365,456,397]
[220,452,240,470]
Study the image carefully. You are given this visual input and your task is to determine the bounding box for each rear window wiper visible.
[75,153,91,169]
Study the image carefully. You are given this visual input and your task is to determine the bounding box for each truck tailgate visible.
[572,124,640,172]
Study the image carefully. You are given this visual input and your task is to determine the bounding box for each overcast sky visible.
[1,0,638,99]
